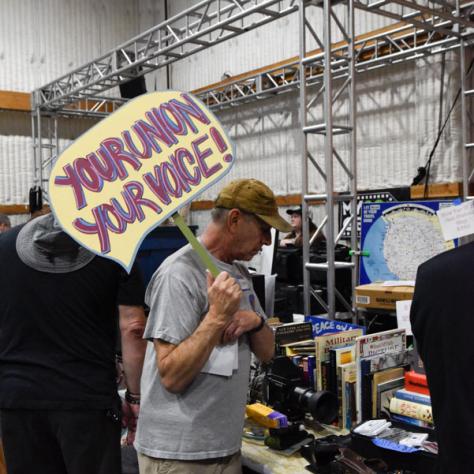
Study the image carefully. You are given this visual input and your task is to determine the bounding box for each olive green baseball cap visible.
[214,179,292,232]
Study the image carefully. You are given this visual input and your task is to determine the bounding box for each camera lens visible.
[292,386,338,424]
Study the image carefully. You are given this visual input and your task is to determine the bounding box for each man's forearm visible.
[250,323,275,362]
[120,305,147,394]
[156,313,227,394]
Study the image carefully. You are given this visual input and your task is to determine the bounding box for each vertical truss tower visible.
[299,0,357,319]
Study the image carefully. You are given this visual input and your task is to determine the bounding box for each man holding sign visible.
[135,179,291,473]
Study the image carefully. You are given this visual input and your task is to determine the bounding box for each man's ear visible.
[227,208,242,233]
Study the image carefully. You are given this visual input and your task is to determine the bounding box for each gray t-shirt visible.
[134,243,265,460]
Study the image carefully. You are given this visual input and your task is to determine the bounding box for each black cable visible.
[420,56,474,198]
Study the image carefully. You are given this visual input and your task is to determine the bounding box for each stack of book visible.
[281,320,365,430]
[315,328,364,430]
[273,319,434,433]
[389,370,434,430]
[274,322,316,389]
[354,328,408,425]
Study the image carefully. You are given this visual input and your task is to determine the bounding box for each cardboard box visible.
[355,283,414,310]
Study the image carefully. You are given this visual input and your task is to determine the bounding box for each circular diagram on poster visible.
[360,202,456,284]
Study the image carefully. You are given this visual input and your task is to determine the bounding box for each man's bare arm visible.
[154,271,241,394]
[119,304,147,395]
[222,310,275,363]
[249,324,275,362]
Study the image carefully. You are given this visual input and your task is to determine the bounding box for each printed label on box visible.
[356,295,370,305]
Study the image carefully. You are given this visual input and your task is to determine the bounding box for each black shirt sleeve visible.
[117,263,145,307]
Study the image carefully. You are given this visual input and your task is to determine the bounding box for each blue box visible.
[136,225,198,287]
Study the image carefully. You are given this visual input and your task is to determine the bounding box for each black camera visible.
[264,356,338,425]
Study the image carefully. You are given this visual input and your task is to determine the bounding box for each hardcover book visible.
[390,413,434,430]
[355,329,407,422]
[376,376,405,418]
[394,388,431,406]
[275,322,313,346]
[328,345,356,395]
[371,368,405,418]
[359,350,409,420]
[389,397,433,424]
[337,362,356,429]
[315,329,364,391]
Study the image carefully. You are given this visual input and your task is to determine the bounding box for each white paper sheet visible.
[382,280,415,287]
[201,342,238,377]
[264,274,276,317]
[396,300,413,336]
[437,200,474,240]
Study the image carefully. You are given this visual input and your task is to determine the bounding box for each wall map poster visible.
[360,201,456,284]
[338,187,410,240]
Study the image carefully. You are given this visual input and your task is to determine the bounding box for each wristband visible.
[125,390,141,405]
[249,314,266,335]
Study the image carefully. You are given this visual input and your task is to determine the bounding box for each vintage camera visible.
[263,356,338,424]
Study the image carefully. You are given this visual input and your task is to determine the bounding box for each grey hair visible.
[0,214,11,227]
[211,207,230,223]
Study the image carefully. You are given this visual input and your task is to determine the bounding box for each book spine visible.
[391,413,434,429]
[348,381,356,429]
[302,357,309,386]
[321,360,330,391]
[356,359,362,423]
[316,343,323,392]
[344,380,351,430]
[395,390,431,406]
[405,370,428,387]
[361,372,373,422]
[328,350,337,395]
[405,381,430,396]
[307,355,316,390]
[337,366,344,429]
[359,359,371,422]
[389,397,433,424]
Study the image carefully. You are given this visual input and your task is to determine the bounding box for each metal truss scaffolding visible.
[459,1,474,197]
[32,0,474,318]
[34,0,298,112]
[31,111,58,199]
[298,0,357,318]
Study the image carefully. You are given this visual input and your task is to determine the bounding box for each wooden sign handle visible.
[172,212,220,278]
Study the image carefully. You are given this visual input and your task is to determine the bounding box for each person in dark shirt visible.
[0,213,147,474]
[279,206,325,248]
[411,242,474,473]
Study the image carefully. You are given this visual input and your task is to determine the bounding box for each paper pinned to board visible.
[396,300,413,336]
[437,200,474,240]
[201,342,238,377]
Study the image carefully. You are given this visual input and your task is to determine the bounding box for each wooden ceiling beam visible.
[0,90,31,112]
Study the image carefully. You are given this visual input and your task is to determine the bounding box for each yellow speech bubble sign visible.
[49,91,234,271]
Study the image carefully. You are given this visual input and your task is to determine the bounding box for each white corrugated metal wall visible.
[0,0,142,224]
[0,0,465,231]
[1,0,141,91]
